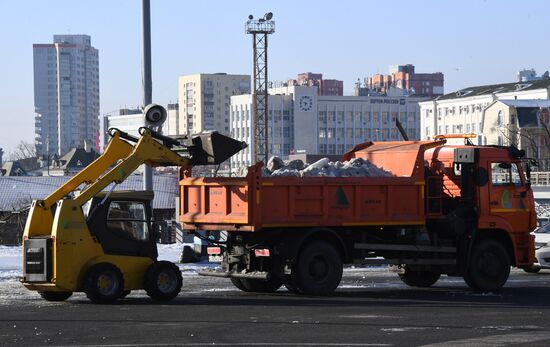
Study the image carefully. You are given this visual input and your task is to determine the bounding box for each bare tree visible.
[8,141,37,161]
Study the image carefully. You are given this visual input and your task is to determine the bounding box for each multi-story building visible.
[177,73,250,136]
[230,85,428,168]
[419,79,550,143]
[363,64,444,97]
[33,35,100,156]
[287,72,344,96]
[230,94,294,170]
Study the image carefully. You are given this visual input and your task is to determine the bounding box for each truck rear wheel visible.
[292,240,343,295]
[398,266,440,287]
[84,263,124,304]
[240,277,283,293]
[39,291,72,302]
[464,240,510,292]
[230,278,250,291]
[144,261,183,301]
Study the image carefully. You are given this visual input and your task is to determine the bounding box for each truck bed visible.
[180,141,443,232]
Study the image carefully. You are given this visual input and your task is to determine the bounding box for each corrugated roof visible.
[437,79,550,101]
[0,174,178,211]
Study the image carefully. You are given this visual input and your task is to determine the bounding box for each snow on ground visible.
[0,244,218,282]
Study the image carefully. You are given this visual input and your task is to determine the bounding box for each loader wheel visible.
[240,276,283,293]
[464,240,510,293]
[230,278,251,292]
[398,266,441,287]
[84,263,124,304]
[292,241,343,296]
[144,261,182,301]
[39,291,72,302]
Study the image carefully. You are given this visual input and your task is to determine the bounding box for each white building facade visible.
[178,73,250,136]
[419,80,550,145]
[230,85,427,168]
[33,35,100,156]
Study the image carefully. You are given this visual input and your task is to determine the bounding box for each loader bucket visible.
[190,131,247,165]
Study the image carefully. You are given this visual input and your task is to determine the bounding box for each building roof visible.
[437,79,550,101]
[0,174,178,211]
[54,148,99,170]
[1,162,26,176]
[496,99,550,108]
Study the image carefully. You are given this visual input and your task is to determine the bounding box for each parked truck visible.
[180,136,536,294]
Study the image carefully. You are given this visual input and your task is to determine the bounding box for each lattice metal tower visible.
[246,12,275,163]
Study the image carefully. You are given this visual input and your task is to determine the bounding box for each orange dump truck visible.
[179,139,536,294]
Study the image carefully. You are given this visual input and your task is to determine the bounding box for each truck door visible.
[488,161,531,232]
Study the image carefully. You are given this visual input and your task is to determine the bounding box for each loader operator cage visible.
[106,201,150,242]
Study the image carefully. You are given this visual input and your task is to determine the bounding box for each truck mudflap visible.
[198,270,269,280]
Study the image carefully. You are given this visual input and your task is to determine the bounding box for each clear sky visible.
[1,0,549,156]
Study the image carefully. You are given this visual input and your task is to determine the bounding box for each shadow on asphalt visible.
[71,283,550,310]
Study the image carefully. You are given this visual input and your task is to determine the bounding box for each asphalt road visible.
[1,268,550,346]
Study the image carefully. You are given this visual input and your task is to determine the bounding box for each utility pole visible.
[142,0,153,190]
[246,12,275,164]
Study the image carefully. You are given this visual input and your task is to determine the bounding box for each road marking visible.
[420,331,550,346]
[56,344,392,347]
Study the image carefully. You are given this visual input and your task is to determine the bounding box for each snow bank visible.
[0,244,217,282]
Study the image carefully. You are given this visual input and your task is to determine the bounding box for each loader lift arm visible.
[25,127,246,238]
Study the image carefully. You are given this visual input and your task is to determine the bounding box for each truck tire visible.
[240,277,283,293]
[398,267,440,287]
[523,266,541,274]
[230,278,250,292]
[464,240,510,292]
[84,263,124,304]
[39,291,72,302]
[144,261,183,301]
[293,240,343,295]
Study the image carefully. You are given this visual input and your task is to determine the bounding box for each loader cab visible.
[85,191,159,259]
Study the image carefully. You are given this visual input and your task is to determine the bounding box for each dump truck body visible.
[180,139,536,294]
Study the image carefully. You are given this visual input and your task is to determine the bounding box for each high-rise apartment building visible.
[362,64,444,97]
[177,73,250,135]
[287,72,344,96]
[33,35,100,156]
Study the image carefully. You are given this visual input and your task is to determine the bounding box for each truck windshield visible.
[491,162,522,187]
[106,201,149,242]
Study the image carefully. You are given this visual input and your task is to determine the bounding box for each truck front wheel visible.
[464,240,510,292]
[398,266,441,287]
[292,240,343,295]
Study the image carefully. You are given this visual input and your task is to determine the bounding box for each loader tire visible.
[84,263,124,304]
[465,240,510,293]
[292,240,342,296]
[240,277,283,293]
[39,291,72,302]
[144,261,182,301]
[398,266,441,287]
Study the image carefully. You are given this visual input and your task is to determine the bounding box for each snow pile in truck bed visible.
[238,156,393,178]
